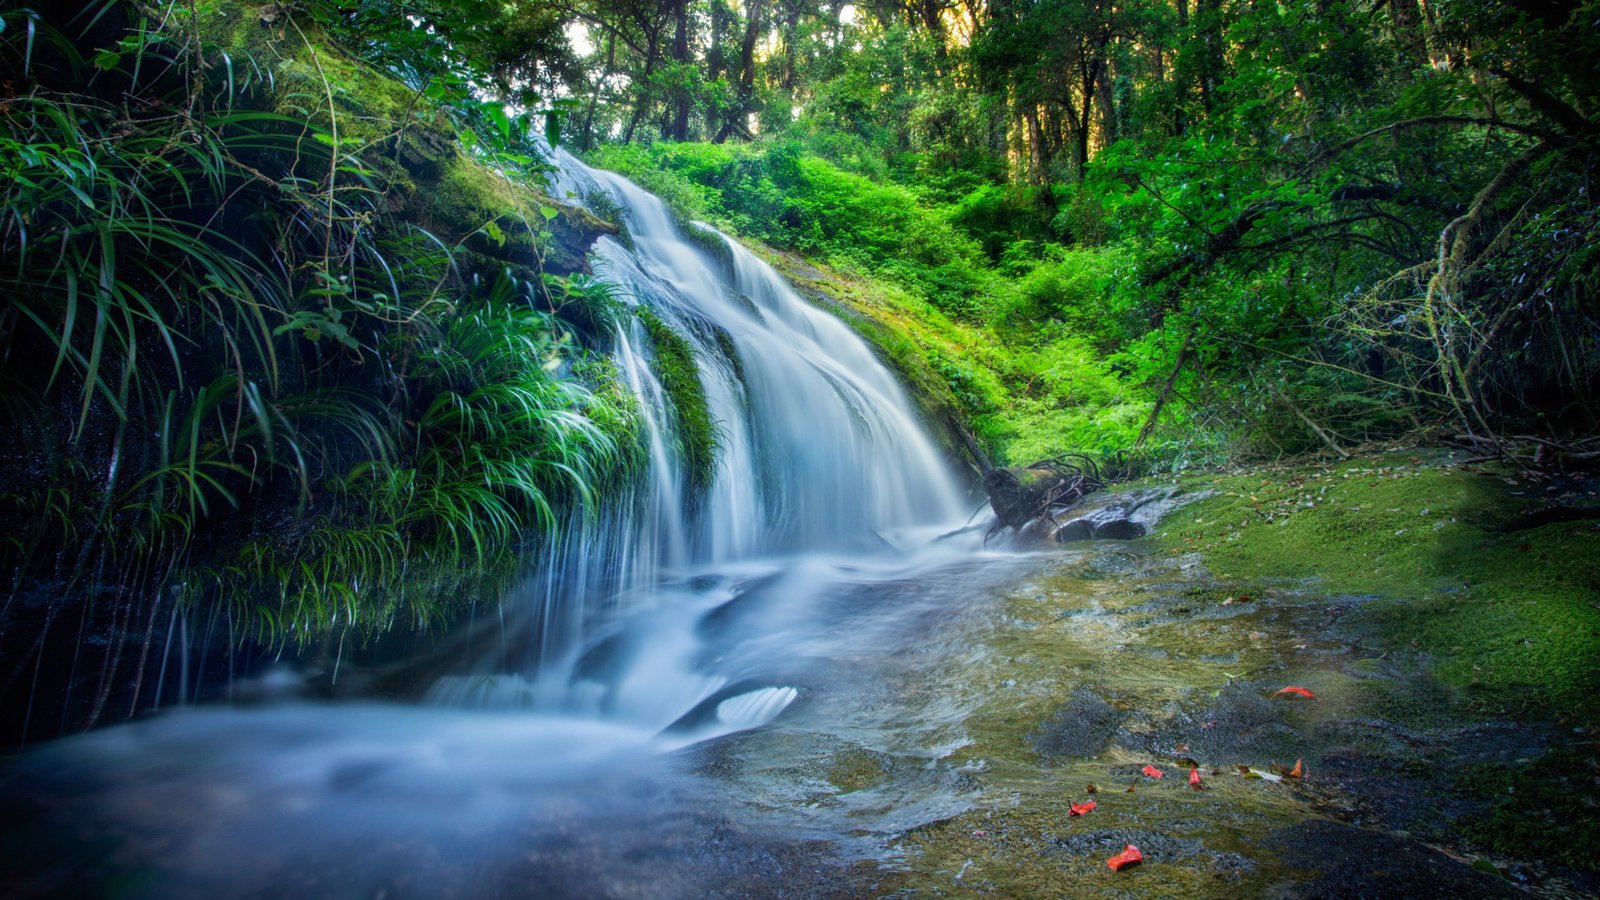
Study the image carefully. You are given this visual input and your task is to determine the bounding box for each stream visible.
[0,157,1542,899]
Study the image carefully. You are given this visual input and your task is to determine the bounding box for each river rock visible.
[1053,485,1186,543]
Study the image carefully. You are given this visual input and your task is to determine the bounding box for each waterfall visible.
[426,152,969,740]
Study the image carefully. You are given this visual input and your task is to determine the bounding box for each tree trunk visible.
[1388,0,1429,71]
[668,0,692,140]
[622,32,660,144]
[579,29,618,150]
[716,0,766,143]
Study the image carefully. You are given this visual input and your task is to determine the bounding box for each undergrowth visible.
[0,1,637,734]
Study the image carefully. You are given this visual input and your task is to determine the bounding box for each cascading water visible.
[0,155,1014,899]
[427,150,970,739]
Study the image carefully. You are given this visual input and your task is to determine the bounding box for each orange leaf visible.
[1275,686,1317,699]
[1141,764,1165,778]
[1289,758,1304,778]
[1189,767,1203,789]
[1107,844,1144,871]
[1069,801,1097,817]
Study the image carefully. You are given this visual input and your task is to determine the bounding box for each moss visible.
[1456,744,1600,872]
[824,746,890,792]
[1152,452,1600,719]
[637,308,718,493]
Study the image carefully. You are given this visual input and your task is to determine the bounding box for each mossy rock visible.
[637,308,718,493]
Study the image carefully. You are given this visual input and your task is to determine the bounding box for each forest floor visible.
[841,448,1600,897]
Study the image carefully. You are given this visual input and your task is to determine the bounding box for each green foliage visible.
[0,2,638,667]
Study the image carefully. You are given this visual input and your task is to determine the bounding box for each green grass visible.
[0,3,641,667]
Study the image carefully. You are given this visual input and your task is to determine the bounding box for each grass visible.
[0,1,642,733]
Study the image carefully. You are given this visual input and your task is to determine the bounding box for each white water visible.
[427,150,971,741]
[0,155,1005,898]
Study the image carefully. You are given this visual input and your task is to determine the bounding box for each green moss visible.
[824,746,890,792]
[1152,452,1600,719]
[637,308,719,493]
[1457,745,1600,872]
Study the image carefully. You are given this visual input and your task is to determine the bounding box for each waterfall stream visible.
[426,150,970,741]
[0,156,1008,898]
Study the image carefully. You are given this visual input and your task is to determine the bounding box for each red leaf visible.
[1275,686,1317,699]
[1141,764,1165,778]
[1107,844,1144,871]
[1189,767,1203,789]
[1290,758,1304,779]
[1069,801,1097,817]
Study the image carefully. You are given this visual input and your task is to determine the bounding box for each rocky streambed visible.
[828,449,1599,897]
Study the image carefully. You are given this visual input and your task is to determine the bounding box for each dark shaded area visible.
[1265,819,1518,899]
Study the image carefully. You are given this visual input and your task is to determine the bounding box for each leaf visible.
[539,205,560,222]
[1246,767,1284,782]
[543,109,561,148]
[1069,801,1097,817]
[1141,764,1165,778]
[1085,783,1098,794]
[1189,767,1203,789]
[1107,844,1144,871]
[1290,758,1304,779]
[1275,686,1317,699]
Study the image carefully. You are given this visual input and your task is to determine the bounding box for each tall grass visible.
[0,2,637,734]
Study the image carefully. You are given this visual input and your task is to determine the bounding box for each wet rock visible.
[1053,485,1192,543]
[1265,819,1518,898]
[1136,681,1304,763]
[1029,688,1126,759]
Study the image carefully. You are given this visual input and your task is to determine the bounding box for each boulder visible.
[1053,485,1189,543]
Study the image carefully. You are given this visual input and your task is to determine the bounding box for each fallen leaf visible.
[1235,764,1252,775]
[1069,801,1097,817]
[1290,758,1304,778]
[1246,767,1284,782]
[1141,764,1165,778]
[1107,844,1144,871]
[1085,783,1099,794]
[1176,756,1201,769]
[1189,767,1203,789]
[1274,686,1317,699]
[1125,782,1137,793]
